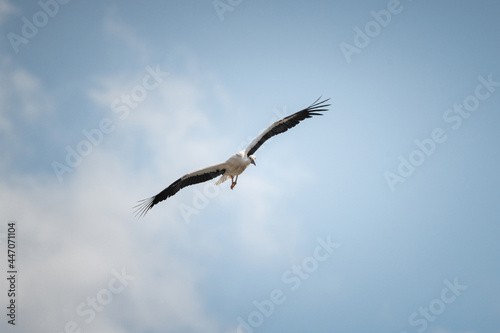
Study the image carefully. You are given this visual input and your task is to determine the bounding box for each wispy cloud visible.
[0,0,15,25]
[0,56,53,131]
[102,8,151,63]
[0,55,55,176]
[0,44,310,332]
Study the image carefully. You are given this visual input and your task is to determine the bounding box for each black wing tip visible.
[312,96,331,105]
[305,97,331,115]
[312,96,331,106]
[133,196,156,219]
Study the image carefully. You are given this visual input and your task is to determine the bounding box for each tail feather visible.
[215,174,230,185]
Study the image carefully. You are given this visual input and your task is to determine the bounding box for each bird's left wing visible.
[244,97,330,157]
[134,162,227,218]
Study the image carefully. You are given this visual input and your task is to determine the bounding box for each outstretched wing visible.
[244,97,330,157]
[134,163,226,218]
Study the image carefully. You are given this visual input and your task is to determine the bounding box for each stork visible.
[134,97,330,217]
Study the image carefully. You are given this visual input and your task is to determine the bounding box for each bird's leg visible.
[230,175,238,190]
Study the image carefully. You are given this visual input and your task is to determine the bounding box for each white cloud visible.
[102,8,151,63]
[0,13,325,330]
[0,55,310,332]
[0,56,55,176]
[0,55,225,332]
[0,0,15,25]
[0,146,220,332]
[0,56,53,132]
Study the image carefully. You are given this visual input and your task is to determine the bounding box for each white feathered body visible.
[216,151,253,185]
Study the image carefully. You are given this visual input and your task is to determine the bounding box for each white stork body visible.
[134,97,330,218]
[215,151,256,189]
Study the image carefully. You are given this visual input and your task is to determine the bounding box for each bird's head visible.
[249,155,256,166]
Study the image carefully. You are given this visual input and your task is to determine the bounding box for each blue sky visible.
[1,0,499,332]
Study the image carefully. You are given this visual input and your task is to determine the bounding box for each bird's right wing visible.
[134,162,227,218]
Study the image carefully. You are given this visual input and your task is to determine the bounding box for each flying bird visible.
[134,97,330,217]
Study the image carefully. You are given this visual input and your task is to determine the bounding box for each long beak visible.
[251,160,256,166]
